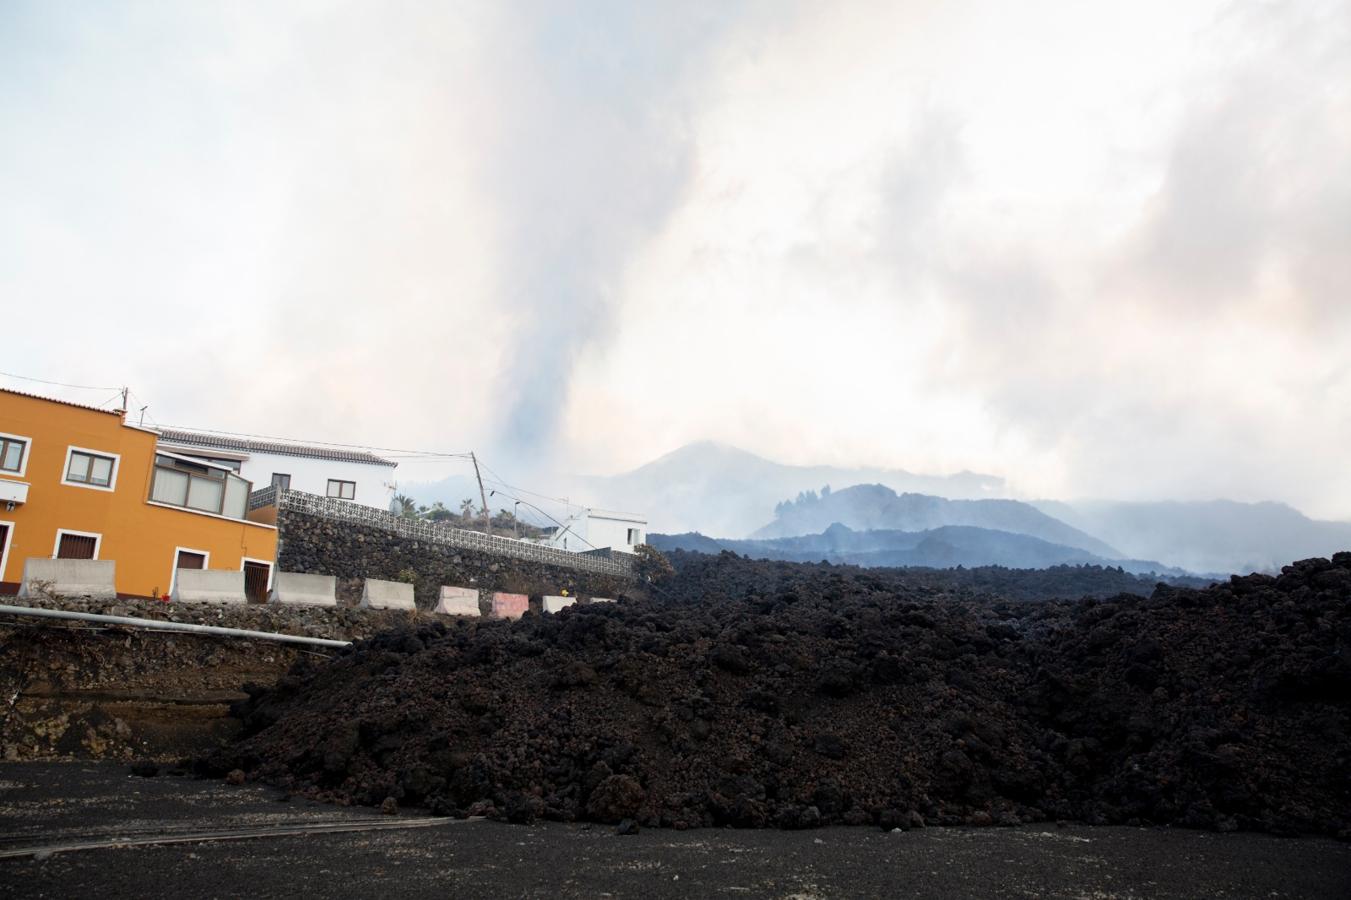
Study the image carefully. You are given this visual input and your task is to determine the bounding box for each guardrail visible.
[272,490,635,579]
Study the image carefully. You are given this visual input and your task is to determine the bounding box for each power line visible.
[0,370,120,392]
[484,485,601,553]
[477,462,578,509]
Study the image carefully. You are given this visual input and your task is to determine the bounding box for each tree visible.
[391,493,419,518]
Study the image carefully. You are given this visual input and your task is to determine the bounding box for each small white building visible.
[156,429,397,511]
[545,508,646,554]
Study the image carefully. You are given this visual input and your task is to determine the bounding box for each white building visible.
[156,429,397,511]
[545,508,646,554]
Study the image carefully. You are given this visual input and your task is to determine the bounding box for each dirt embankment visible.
[205,551,1350,838]
[0,598,433,762]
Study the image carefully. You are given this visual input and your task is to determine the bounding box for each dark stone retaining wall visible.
[276,510,632,609]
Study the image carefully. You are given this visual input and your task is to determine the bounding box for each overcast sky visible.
[2,0,1348,518]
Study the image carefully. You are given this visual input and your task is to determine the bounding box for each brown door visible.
[57,533,97,559]
[243,560,271,603]
[175,550,206,571]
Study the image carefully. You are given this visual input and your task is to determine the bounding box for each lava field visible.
[205,551,1351,837]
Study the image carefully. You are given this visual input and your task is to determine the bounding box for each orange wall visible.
[0,391,277,597]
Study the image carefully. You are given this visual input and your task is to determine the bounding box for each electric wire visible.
[0,371,120,392]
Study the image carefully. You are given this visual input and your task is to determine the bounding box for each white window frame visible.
[240,556,275,593]
[169,546,212,594]
[0,519,15,582]
[0,431,32,478]
[61,445,121,492]
[52,528,103,560]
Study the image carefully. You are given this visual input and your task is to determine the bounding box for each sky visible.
[2,0,1349,519]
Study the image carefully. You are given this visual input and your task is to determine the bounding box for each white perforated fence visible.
[272,490,636,579]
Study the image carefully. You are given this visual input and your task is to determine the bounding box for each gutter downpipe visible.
[0,604,352,649]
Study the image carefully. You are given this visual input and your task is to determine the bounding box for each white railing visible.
[273,490,635,579]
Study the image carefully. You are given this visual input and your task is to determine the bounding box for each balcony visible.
[0,479,29,506]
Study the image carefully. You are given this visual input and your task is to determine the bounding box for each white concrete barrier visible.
[360,578,416,610]
[589,597,616,604]
[435,586,480,616]
[543,595,575,613]
[18,558,117,601]
[268,572,337,607]
[171,569,246,605]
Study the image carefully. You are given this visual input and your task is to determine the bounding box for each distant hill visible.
[575,442,1004,538]
[754,483,1119,558]
[1032,499,1351,575]
[651,523,1190,577]
[399,442,1004,538]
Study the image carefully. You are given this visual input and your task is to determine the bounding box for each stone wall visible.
[276,508,632,609]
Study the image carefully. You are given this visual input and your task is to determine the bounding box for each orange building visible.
[0,388,277,599]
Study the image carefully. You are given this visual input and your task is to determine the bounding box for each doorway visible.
[243,560,272,603]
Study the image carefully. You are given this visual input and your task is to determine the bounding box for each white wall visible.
[241,451,395,511]
[548,511,646,553]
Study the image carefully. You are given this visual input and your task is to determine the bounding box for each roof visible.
[0,387,124,416]
[156,429,397,467]
[586,508,647,523]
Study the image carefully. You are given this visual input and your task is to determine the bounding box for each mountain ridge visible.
[650,522,1195,578]
[754,483,1119,558]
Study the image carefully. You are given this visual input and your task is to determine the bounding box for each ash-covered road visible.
[1,763,1347,899]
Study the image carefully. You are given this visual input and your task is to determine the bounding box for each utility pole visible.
[470,452,492,537]
[120,386,129,415]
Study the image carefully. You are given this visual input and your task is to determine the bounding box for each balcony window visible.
[150,454,251,519]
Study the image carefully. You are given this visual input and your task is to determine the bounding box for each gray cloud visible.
[2,0,1348,519]
[482,3,751,461]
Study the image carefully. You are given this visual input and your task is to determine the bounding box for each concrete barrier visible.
[589,597,616,604]
[542,595,575,613]
[435,586,480,616]
[360,578,416,610]
[268,572,337,607]
[18,558,117,601]
[490,592,529,620]
[170,569,246,605]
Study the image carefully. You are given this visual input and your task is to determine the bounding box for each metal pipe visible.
[0,604,351,649]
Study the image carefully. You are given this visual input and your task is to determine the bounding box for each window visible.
[0,434,28,475]
[271,473,291,491]
[55,530,99,560]
[326,479,356,500]
[149,454,251,519]
[627,528,642,545]
[64,448,119,490]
